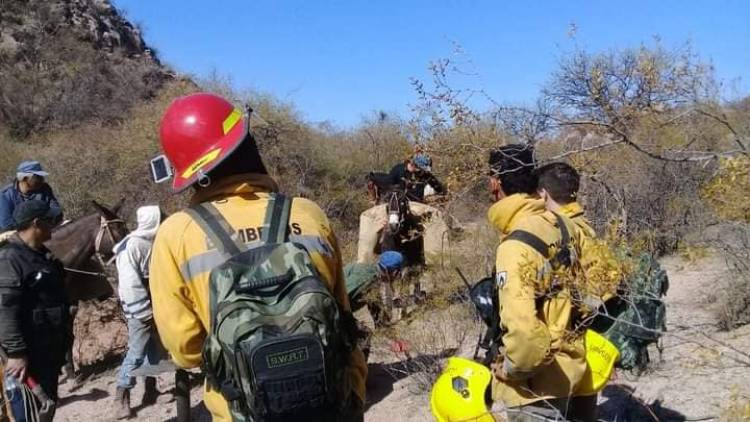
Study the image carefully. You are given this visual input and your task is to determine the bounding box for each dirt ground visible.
[53,254,750,421]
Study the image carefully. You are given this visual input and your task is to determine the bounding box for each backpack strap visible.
[552,213,572,267]
[262,193,292,244]
[502,213,572,267]
[504,230,550,258]
[554,213,570,249]
[185,202,245,260]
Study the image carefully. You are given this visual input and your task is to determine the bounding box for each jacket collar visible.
[487,193,546,235]
[7,233,49,255]
[190,173,279,204]
[559,202,585,219]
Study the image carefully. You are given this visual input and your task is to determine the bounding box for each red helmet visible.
[159,92,249,192]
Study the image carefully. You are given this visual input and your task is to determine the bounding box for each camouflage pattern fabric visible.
[187,195,350,421]
[344,262,378,307]
[597,251,669,372]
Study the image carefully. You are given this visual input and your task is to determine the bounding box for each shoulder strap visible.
[504,230,550,258]
[554,213,570,251]
[262,193,292,244]
[185,203,245,260]
[503,214,572,267]
[552,213,572,267]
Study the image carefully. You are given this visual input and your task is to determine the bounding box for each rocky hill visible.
[0,0,173,137]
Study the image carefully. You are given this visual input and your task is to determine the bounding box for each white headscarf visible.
[113,205,161,254]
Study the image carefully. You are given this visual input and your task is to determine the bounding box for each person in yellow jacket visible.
[486,145,594,422]
[148,93,367,421]
[536,162,619,306]
[536,163,595,243]
[536,161,617,419]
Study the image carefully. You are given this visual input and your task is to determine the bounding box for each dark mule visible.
[375,189,424,267]
[46,200,128,381]
[47,200,128,301]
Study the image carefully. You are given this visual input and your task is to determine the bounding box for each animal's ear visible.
[91,200,117,219]
[112,198,125,215]
[91,200,106,214]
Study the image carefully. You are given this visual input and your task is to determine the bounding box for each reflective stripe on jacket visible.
[149,173,367,421]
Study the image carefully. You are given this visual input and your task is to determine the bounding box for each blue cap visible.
[412,153,432,172]
[378,251,404,272]
[17,161,49,177]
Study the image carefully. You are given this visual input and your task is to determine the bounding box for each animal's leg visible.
[63,350,76,379]
[379,280,394,325]
[65,304,82,388]
[412,277,426,304]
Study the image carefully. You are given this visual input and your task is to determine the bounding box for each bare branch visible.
[694,108,749,156]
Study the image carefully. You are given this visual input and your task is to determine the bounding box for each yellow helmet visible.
[577,329,620,395]
[430,357,495,422]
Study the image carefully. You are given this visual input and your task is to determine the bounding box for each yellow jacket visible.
[559,202,595,243]
[149,174,367,421]
[559,202,619,305]
[488,194,587,407]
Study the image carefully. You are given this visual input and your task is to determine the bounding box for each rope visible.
[63,267,109,278]
[64,216,125,279]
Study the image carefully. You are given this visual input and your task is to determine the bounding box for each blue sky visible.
[116,0,749,127]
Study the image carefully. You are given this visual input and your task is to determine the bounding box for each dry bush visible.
[701,157,750,330]
[199,75,412,243]
[0,0,168,138]
[562,142,714,253]
[426,126,503,226]
[714,225,750,330]
[703,156,750,222]
[722,388,750,422]
[540,43,736,253]
[0,80,196,220]
[410,42,748,257]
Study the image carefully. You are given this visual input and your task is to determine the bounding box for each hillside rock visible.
[72,298,128,367]
[0,0,155,57]
[0,0,173,137]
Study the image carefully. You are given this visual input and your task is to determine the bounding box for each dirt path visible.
[362,255,750,421]
[53,254,750,421]
[595,256,750,421]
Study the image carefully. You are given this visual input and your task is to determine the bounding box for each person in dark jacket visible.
[0,161,63,232]
[388,153,446,202]
[345,251,404,323]
[0,200,72,419]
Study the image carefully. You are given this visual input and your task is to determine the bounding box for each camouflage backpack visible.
[186,194,351,421]
[591,251,669,373]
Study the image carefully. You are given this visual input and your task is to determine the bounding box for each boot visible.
[142,377,159,406]
[114,387,133,419]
